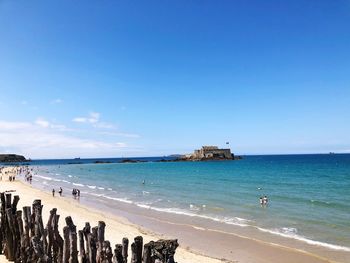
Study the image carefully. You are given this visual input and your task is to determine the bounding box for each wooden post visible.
[97,221,106,262]
[147,239,178,263]
[69,229,78,263]
[63,226,70,263]
[65,216,78,263]
[22,205,33,261]
[0,193,6,254]
[53,213,64,263]
[131,236,143,263]
[22,206,32,248]
[142,242,152,263]
[101,240,113,263]
[113,244,123,263]
[46,208,56,259]
[79,230,86,263]
[16,210,25,261]
[88,233,97,263]
[12,195,20,214]
[5,207,15,261]
[5,193,12,209]
[122,237,128,263]
[83,222,91,261]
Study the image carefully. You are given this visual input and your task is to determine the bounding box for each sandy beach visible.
[1,167,346,263]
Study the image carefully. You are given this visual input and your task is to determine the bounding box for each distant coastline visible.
[0,154,27,163]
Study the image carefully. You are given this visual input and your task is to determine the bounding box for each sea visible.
[6,154,350,253]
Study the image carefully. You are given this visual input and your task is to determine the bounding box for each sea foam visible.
[256,227,350,252]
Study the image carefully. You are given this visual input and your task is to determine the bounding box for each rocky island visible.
[0,154,27,163]
[158,146,241,162]
[181,146,235,161]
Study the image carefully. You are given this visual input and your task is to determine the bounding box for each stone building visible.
[191,146,233,159]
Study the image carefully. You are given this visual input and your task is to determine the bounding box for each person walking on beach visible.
[59,187,63,196]
[52,189,55,197]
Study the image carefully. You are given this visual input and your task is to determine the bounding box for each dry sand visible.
[0,167,342,263]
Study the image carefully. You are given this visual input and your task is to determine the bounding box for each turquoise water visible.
[28,154,350,251]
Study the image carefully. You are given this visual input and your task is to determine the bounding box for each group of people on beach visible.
[25,174,33,184]
[52,187,63,197]
[51,187,81,199]
[20,166,34,184]
[72,188,80,198]
[0,165,28,182]
[259,196,269,206]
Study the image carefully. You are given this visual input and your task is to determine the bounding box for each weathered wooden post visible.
[122,237,128,263]
[63,226,70,263]
[0,193,5,254]
[52,212,64,263]
[102,240,113,263]
[11,195,20,214]
[65,216,78,263]
[79,230,88,263]
[131,236,143,263]
[46,208,55,260]
[96,221,106,262]
[88,232,97,263]
[22,206,32,248]
[113,244,123,263]
[5,207,15,261]
[142,242,152,263]
[82,222,91,261]
[16,210,25,261]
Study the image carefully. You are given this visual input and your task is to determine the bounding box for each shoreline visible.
[0,179,221,263]
[1,167,348,262]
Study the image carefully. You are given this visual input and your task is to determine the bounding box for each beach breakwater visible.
[0,192,179,263]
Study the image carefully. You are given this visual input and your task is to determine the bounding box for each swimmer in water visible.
[263,195,268,206]
[142,179,145,185]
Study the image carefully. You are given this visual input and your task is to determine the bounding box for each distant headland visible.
[0,154,27,163]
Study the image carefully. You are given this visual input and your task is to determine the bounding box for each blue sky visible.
[0,1,349,158]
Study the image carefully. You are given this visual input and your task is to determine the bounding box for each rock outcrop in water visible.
[0,154,27,162]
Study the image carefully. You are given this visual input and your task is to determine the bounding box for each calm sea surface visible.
[11,154,350,251]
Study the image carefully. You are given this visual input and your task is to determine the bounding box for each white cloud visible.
[72,112,100,124]
[51,98,63,104]
[72,117,88,123]
[0,121,31,129]
[89,112,100,123]
[99,131,140,138]
[35,118,50,128]
[94,122,115,129]
[116,142,127,148]
[0,120,137,158]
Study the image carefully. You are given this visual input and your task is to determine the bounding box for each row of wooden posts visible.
[0,193,178,262]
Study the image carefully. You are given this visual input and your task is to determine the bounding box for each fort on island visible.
[184,146,234,160]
